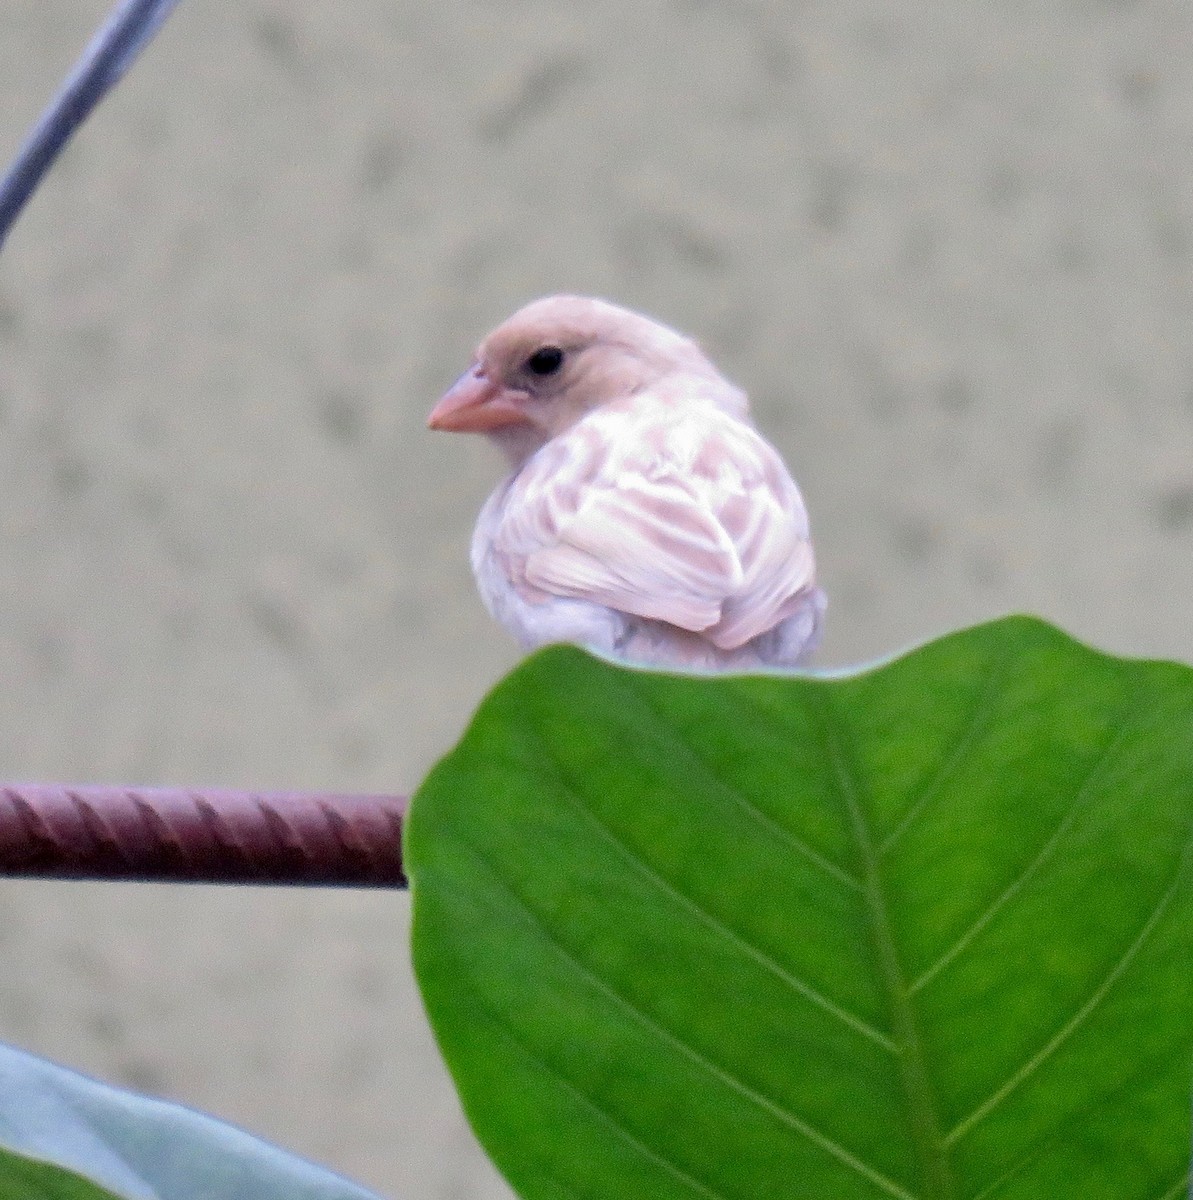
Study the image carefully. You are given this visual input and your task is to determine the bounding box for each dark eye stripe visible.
[526,346,564,376]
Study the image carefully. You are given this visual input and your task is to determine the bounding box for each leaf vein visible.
[524,727,897,1051]
[459,840,918,1200]
[813,689,956,1200]
[912,715,1141,994]
[463,979,735,1200]
[965,1145,1043,1200]
[609,673,863,891]
[946,830,1193,1146]
[880,644,1015,857]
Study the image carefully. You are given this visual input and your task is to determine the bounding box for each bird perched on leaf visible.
[428,296,825,671]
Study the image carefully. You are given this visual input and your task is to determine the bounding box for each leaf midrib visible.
[812,688,955,1200]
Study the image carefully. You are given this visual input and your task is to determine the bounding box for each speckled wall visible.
[1,1,1190,1196]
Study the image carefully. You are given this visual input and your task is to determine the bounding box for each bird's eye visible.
[525,346,564,376]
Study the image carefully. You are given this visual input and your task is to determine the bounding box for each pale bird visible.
[428,295,825,671]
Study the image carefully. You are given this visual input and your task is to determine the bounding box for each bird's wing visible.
[496,402,816,646]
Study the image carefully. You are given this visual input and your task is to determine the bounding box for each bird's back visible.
[473,396,824,669]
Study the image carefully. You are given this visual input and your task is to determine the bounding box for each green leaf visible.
[0,1148,122,1200]
[0,1043,385,1200]
[408,616,1193,1200]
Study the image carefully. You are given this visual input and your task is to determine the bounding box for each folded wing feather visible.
[497,400,816,649]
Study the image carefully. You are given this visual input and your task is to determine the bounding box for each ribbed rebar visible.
[0,785,406,887]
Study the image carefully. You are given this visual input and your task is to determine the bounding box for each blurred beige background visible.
[1,0,1192,1195]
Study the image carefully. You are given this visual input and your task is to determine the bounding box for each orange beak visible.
[427,365,529,433]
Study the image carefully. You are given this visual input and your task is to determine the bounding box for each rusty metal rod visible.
[0,785,406,887]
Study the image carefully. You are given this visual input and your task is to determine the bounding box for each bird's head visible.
[427,295,742,459]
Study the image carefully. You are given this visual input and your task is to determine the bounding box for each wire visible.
[0,0,183,251]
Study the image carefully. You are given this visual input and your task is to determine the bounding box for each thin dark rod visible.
[0,0,183,250]
[0,784,407,888]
